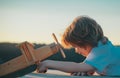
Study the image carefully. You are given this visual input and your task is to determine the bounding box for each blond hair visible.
[61,16,106,48]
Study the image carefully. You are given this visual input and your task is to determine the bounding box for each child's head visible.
[61,15,104,49]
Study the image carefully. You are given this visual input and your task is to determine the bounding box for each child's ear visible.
[83,46,87,50]
[84,45,92,51]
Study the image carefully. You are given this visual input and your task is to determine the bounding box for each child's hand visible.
[36,61,48,73]
[71,71,94,76]
[71,72,88,76]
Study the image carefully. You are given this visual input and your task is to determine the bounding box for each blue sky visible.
[0,0,120,45]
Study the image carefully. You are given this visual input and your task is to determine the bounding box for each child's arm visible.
[36,60,95,73]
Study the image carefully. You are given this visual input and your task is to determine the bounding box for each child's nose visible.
[75,48,78,52]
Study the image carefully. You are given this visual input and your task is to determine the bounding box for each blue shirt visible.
[84,40,120,76]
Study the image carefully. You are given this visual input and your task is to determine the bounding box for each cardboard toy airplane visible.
[0,33,66,77]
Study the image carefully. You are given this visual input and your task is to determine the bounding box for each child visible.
[36,15,120,76]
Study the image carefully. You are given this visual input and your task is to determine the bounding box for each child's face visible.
[74,45,92,57]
